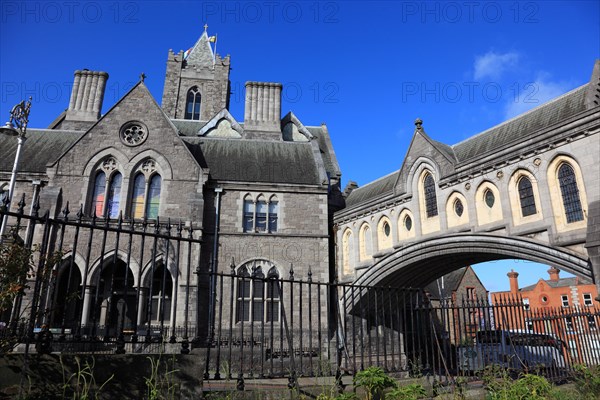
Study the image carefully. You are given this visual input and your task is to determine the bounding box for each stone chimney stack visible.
[243,81,282,139]
[508,269,519,294]
[548,267,560,282]
[65,69,109,126]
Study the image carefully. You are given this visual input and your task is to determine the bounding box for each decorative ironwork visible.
[6,97,32,134]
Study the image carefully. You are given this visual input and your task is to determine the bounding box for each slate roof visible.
[345,171,398,207]
[452,85,589,162]
[0,129,83,174]
[520,276,592,292]
[181,137,322,185]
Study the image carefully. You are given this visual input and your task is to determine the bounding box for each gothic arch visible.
[446,191,469,228]
[377,216,393,251]
[349,233,592,307]
[475,180,502,226]
[87,250,141,287]
[508,168,543,226]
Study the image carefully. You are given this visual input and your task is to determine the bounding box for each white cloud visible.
[474,51,520,80]
[504,74,573,119]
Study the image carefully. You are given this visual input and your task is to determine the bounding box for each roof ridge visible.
[451,83,588,149]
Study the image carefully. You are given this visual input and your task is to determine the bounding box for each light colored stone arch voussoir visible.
[82,147,129,177]
[86,249,142,287]
[350,233,591,302]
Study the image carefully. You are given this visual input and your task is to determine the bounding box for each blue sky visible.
[1,1,598,292]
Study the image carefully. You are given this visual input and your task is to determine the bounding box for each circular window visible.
[383,221,391,237]
[120,121,148,146]
[484,189,495,208]
[540,295,548,304]
[404,215,412,231]
[454,199,464,217]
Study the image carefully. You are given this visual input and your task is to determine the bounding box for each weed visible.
[354,367,397,400]
[61,356,114,400]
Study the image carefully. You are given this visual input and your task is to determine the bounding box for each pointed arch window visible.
[185,86,201,120]
[518,176,537,217]
[130,159,161,220]
[236,262,280,322]
[424,173,438,218]
[89,157,122,218]
[558,163,583,223]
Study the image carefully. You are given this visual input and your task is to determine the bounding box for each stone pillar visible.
[80,285,95,326]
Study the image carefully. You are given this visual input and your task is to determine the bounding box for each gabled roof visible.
[0,129,84,173]
[184,30,214,68]
[425,267,468,300]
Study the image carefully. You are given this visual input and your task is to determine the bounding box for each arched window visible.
[236,262,280,322]
[149,262,173,323]
[91,171,106,217]
[558,163,584,223]
[424,173,438,218]
[89,157,124,218]
[518,176,537,217]
[184,87,201,120]
[242,194,279,233]
[377,217,393,250]
[106,172,122,218]
[359,224,372,261]
[146,175,161,219]
[342,229,354,274]
[256,196,267,232]
[129,160,161,220]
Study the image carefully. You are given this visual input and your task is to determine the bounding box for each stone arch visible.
[87,250,141,287]
[475,180,502,226]
[350,233,592,306]
[508,168,543,226]
[446,191,469,228]
[547,154,588,232]
[377,216,393,251]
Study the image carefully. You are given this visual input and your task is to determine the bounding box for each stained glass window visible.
[91,171,106,217]
[146,175,161,219]
[518,176,537,217]
[106,173,122,219]
[424,173,438,218]
[131,173,146,219]
[268,201,278,232]
[558,164,583,223]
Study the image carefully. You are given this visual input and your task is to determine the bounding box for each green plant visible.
[61,356,114,400]
[385,383,427,400]
[571,364,600,399]
[145,354,181,400]
[354,367,397,400]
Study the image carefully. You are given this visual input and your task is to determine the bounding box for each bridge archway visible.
[353,233,592,290]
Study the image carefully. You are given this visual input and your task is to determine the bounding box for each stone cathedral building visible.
[1,27,599,344]
[0,30,342,336]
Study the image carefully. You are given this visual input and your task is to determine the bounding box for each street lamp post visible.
[0,98,31,242]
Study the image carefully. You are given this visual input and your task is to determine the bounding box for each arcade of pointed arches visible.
[340,155,588,275]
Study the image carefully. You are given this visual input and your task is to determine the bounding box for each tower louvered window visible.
[558,163,583,223]
[185,87,201,120]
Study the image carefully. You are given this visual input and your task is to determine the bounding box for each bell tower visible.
[162,26,230,121]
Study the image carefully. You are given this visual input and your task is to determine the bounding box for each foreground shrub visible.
[385,383,427,400]
[354,367,397,400]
